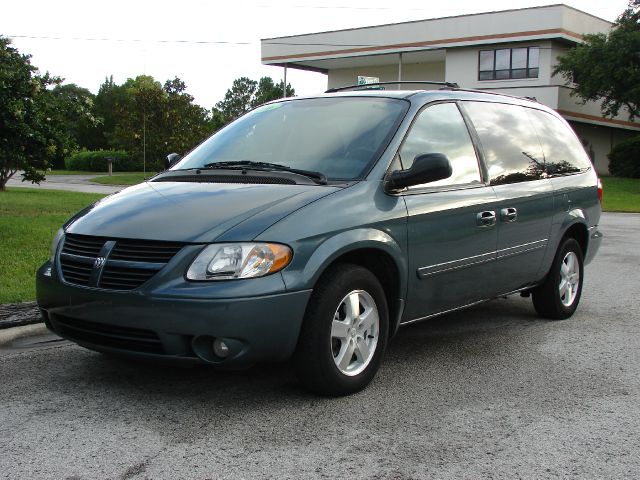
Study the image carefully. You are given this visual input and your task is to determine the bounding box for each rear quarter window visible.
[462,101,546,185]
[526,109,592,175]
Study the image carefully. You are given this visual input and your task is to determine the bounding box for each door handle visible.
[476,210,496,227]
[500,207,518,222]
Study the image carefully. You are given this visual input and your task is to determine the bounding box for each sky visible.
[1,0,630,109]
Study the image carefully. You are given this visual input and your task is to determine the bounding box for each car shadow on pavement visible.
[48,296,544,394]
[13,294,564,446]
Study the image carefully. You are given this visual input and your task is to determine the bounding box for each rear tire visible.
[294,264,389,396]
[532,237,584,320]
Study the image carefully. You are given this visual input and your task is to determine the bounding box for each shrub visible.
[65,150,143,172]
[608,136,640,178]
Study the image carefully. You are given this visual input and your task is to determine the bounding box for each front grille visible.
[109,238,184,263]
[99,265,158,290]
[52,314,164,354]
[62,234,105,257]
[59,234,184,291]
[59,256,93,285]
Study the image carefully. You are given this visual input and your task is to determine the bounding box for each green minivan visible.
[37,86,602,396]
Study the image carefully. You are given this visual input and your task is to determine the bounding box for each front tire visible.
[294,264,389,396]
[532,237,584,320]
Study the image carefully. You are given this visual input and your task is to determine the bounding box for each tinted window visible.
[463,101,545,185]
[479,50,494,72]
[400,103,481,188]
[174,97,409,181]
[478,46,540,81]
[527,109,592,175]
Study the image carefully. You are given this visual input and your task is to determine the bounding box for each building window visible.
[478,47,539,80]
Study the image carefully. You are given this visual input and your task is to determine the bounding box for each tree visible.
[252,77,295,109]
[48,84,97,168]
[554,1,640,120]
[163,77,213,155]
[215,77,258,121]
[107,75,214,170]
[0,36,92,191]
[109,75,167,171]
[215,76,295,123]
[82,76,124,151]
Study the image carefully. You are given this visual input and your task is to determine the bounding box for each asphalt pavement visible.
[0,213,638,479]
[6,173,123,194]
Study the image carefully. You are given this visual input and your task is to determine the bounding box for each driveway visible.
[0,213,638,479]
[6,173,123,194]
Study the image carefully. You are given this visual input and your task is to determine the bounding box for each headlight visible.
[49,228,64,263]
[186,243,292,280]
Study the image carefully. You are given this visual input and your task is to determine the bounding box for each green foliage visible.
[162,77,214,155]
[48,84,98,169]
[1,37,298,187]
[608,136,640,178]
[83,76,123,150]
[91,75,215,171]
[253,77,295,107]
[215,76,295,122]
[0,37,76,190]
[65,150,141,172]
[215,77,258,121]
[554,1,640,120]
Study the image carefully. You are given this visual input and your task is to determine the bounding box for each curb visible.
[0,323,49,346]
[0,302,43,330]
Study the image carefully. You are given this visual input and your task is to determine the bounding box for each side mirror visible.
[166,153,182,169]
[385,153,453,191]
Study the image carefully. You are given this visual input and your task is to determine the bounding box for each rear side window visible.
[526,109,592,175]
[462,101,545,185]
[399,102,481,188]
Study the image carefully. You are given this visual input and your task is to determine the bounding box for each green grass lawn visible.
[0,188,105,303]
[90,172,156,185]
[601,177,640,213]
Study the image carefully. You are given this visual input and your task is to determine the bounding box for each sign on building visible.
[357,76,380,86]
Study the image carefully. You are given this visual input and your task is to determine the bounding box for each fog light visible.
[213,338,230,358]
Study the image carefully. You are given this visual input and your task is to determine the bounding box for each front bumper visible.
[36,262,311,366]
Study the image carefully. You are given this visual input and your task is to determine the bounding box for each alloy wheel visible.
[330,290,379,376]
[559,251,580,307]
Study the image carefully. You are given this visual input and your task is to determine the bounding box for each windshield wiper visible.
[202,161,327,185]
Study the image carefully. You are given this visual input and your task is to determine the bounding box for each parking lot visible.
[1,213,638,479]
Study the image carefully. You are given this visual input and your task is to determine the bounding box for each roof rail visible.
[325,80,459,93]
[445,86,541,103]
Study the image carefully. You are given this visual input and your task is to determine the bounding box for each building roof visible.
[261,4,612,72]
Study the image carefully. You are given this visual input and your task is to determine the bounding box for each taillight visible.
[597,177,603,205]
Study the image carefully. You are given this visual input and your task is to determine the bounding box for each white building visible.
[261,4,638,174]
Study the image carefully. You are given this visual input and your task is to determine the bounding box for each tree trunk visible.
[0,169,18,192]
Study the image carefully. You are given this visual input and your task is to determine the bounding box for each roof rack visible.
[443,86,540,104]
[325,80,459,93]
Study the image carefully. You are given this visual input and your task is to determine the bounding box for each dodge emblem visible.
[93,256,106,269]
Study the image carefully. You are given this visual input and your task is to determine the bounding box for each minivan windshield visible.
[172,97,409,181]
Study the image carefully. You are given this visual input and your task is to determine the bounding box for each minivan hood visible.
[66,181,340,242]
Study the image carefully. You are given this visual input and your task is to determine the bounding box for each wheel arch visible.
[561,218,589,258]
[298,229,407,337]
